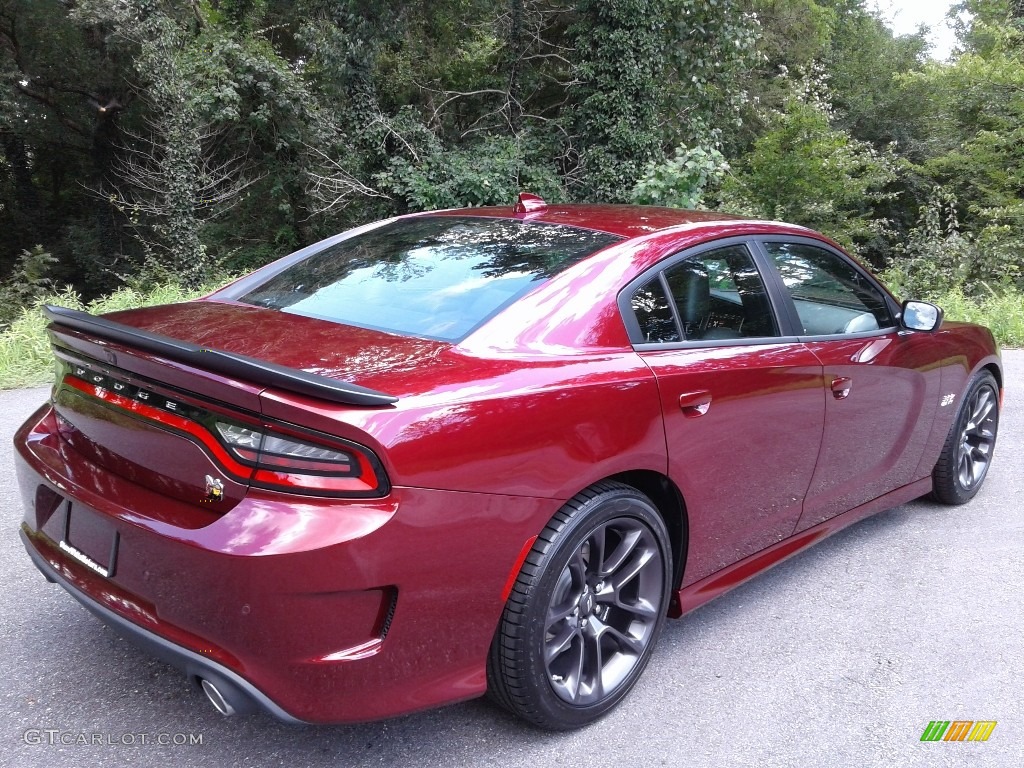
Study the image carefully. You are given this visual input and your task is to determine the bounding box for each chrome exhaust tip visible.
[200,678,237,716]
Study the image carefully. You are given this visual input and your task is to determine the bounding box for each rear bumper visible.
[15,403,557,723]
[20,526,305,724]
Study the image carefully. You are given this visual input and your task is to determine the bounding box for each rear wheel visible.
[932,371,999,505]
[488,481,671,730]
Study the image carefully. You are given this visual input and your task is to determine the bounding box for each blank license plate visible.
[60,503,119,578]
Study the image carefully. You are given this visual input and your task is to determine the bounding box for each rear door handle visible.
[831,377,853,400]
[678,390,712,417]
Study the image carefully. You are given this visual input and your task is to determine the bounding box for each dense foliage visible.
[1,0,1022,319]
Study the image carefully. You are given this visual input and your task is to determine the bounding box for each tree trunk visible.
[91,107,123,267]
[1,134,42,217]
[508,0,524,134]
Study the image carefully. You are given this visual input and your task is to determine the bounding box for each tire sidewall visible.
[516,489,672,729]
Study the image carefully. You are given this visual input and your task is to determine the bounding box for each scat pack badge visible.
[203,475,225,503]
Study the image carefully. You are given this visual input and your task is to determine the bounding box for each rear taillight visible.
[214,421,385,496]
[61,368,388,498]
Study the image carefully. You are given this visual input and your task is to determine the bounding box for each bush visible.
[925,287,1024,349]
[631,145,729,209]
[0,246,59,329]
[884,186,1023,299]
[375,133,566,212]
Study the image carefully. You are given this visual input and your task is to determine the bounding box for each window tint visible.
[237,217,622,341]
[666,246,779,340]
[631,278,681,343]
[631,245,779,343]
[763,242,893,336]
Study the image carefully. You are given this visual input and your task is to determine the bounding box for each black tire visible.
[932,370,999,505]
[487,481,672,730]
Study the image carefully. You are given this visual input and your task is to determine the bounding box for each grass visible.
[0,281,1020,390]
[926,287,1024,349]
[0,283,219,389]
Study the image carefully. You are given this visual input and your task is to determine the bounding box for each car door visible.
[622,239,825,586]
[755,238,943,532]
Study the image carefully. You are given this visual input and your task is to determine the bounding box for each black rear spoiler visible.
[44,305,399,407]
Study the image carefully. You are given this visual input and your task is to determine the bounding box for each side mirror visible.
[901,300,944,332]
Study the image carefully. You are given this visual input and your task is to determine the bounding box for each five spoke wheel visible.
[488,481,671,730]
[933,370,1000,505]
[544,519,664,706]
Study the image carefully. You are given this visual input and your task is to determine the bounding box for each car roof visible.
[428,203,750,239]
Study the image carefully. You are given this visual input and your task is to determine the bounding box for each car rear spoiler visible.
[43,305,399,407]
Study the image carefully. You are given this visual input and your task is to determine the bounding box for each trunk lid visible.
[100,299,452,398]
[46,300,434,523]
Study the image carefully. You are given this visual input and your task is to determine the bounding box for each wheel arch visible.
[607,469,688,607]
[496,470,690,627]
[487,473,683,727]
[982,361,1002,391]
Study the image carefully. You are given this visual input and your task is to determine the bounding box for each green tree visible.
[824,2,929,149]
[67,1,332,285]
[893,5,1024,291]
[0,0,139,287]
[569,0,758,201]
[720,80,898,252]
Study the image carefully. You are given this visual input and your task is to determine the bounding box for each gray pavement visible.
[1,352,1021,768]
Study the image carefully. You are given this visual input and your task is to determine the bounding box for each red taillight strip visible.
[63,376,255,480]
[253,445,380,494]
[64,374,385,496]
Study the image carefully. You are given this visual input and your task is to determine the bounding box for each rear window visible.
[236,216,622,341]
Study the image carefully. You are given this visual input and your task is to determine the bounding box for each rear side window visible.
[631,278,681,343]
[237,217,622,341]
[630,244,779,344]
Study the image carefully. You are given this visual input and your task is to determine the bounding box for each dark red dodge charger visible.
[15,195,1002,729]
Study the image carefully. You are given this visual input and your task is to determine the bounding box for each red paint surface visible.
[14,204,1003,723]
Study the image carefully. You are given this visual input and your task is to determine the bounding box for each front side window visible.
[236,216,622,341]
[762,242,893,336]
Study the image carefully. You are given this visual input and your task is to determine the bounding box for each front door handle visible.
[678,390,712,417]
[831,376,853,400]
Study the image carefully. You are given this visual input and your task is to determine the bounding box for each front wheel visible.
[932,370,1000,505]
[487,481,672,730]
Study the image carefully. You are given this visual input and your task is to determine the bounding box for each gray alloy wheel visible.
[932,370,1000,505]
[487,481,672,730]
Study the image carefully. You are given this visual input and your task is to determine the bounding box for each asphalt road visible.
[2,352,1021,768]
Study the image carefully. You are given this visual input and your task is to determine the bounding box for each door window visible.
[762,242,893,336]
[631,245,779,342]
[630,278,681,343]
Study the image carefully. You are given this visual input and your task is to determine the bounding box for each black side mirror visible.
[901,300,944,332]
